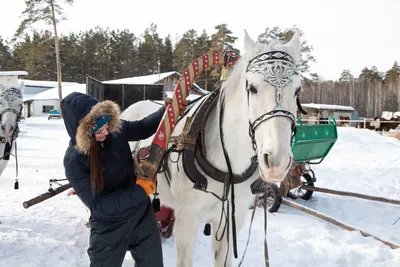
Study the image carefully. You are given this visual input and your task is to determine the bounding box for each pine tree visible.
[138,23,164,75]
[339,70,354,83]
[161,35,173,72]
[210,24,238,53]
[15,0,74,116]
[208,24,238,86]
[193,30,211,90]
[0,37,11,71]
[257,25,315,73]
[172,29,198,73]
[384,61,400,84]
[109,29,139,78]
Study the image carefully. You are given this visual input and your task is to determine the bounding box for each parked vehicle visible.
[48,110,61,120]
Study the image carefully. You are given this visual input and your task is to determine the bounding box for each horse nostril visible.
[263,154,271,168]
[286,156,292,170]
[1,125,13,134]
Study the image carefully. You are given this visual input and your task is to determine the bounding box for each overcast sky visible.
[2,0,399,80]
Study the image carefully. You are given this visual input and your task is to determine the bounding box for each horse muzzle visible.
[2,124,14,137]
[259,152,292,183]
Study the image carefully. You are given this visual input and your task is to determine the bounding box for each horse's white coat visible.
[0,83,24,177]
[121,31,302,267]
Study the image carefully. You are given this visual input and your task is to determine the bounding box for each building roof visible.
[165,91,203,101]
[192,83,209,95]
[302,103,355,111]
[103,71,179,85]
[19,79,79,88]
[0,71,28,76]
[102,71,210,95]
[23,84,86,101]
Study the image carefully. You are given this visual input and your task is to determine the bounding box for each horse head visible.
[222,30,302,183]
[0,83,24,138]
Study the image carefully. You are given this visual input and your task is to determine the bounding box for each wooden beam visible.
[301,185,400,205]
[281,198,400,249]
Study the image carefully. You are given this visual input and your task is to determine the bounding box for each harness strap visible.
[263,193,270,267]
[237,195,270,267]
[14,141,19,189]
[238,197,258,266]
[219,95,239,258]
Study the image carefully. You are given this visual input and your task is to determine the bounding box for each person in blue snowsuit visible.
[61,92,167,267]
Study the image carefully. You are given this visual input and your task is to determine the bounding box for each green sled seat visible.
[291,117,338,164]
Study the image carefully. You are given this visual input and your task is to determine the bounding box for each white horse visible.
[0,83,24,177]
[122,31,302,267]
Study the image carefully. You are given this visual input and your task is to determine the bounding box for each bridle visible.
[245,50,306,151]
[0,86,23,143]
[215,50,307,262]
[0,86,23,189]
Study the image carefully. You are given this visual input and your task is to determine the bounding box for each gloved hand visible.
[164,97,173,109]
[181,99,188,114]
[136,176,156,196]
[67,188,76,196]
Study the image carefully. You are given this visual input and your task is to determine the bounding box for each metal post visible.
[122,84,125,110]
[364,118,367,129]
[143,85,146,100]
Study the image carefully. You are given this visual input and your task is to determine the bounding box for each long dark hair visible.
[88,137,104,194]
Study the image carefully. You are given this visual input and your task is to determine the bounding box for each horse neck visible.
[203,81,256,175]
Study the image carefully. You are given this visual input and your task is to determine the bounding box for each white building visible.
[299,103,356,124]
[22,83,86,118]
[0,71,28,86]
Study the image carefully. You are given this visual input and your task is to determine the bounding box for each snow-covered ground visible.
[0,116,400,267]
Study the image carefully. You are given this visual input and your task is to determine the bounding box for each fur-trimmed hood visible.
[61,92,122,155]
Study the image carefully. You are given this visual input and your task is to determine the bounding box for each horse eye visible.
[248,85,258,94]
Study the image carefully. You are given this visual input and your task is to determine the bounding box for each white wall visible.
[31,99,59,117]
[0,76,18,86]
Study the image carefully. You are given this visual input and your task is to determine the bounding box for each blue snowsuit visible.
[61,92,164,267]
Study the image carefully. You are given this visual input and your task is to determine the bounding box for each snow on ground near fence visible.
[0,116,400,267]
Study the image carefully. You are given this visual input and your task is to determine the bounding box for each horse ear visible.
[19,81,25,93]
[243,29,256,52]
[285,31,301,62]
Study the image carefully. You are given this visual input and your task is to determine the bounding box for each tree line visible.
[0,23,241,91]
[0,22,399,117]
[303,63,400,118]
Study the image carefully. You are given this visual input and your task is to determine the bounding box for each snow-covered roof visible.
[0,71,28,76]
[19,79,79,88]
[102,71,210,96]
[103,71,179,85]
[24,84,86,101]
[301,103,355,111]
[192,83,209,95]
[165,91,203,101]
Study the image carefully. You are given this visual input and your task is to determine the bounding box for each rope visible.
[237,194,270,267]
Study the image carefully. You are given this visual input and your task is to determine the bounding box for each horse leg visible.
[174,209,200,267]
[0,159,9,177]
[211,204,248,267]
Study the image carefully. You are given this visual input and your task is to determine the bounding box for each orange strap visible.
[136,179,155,195]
